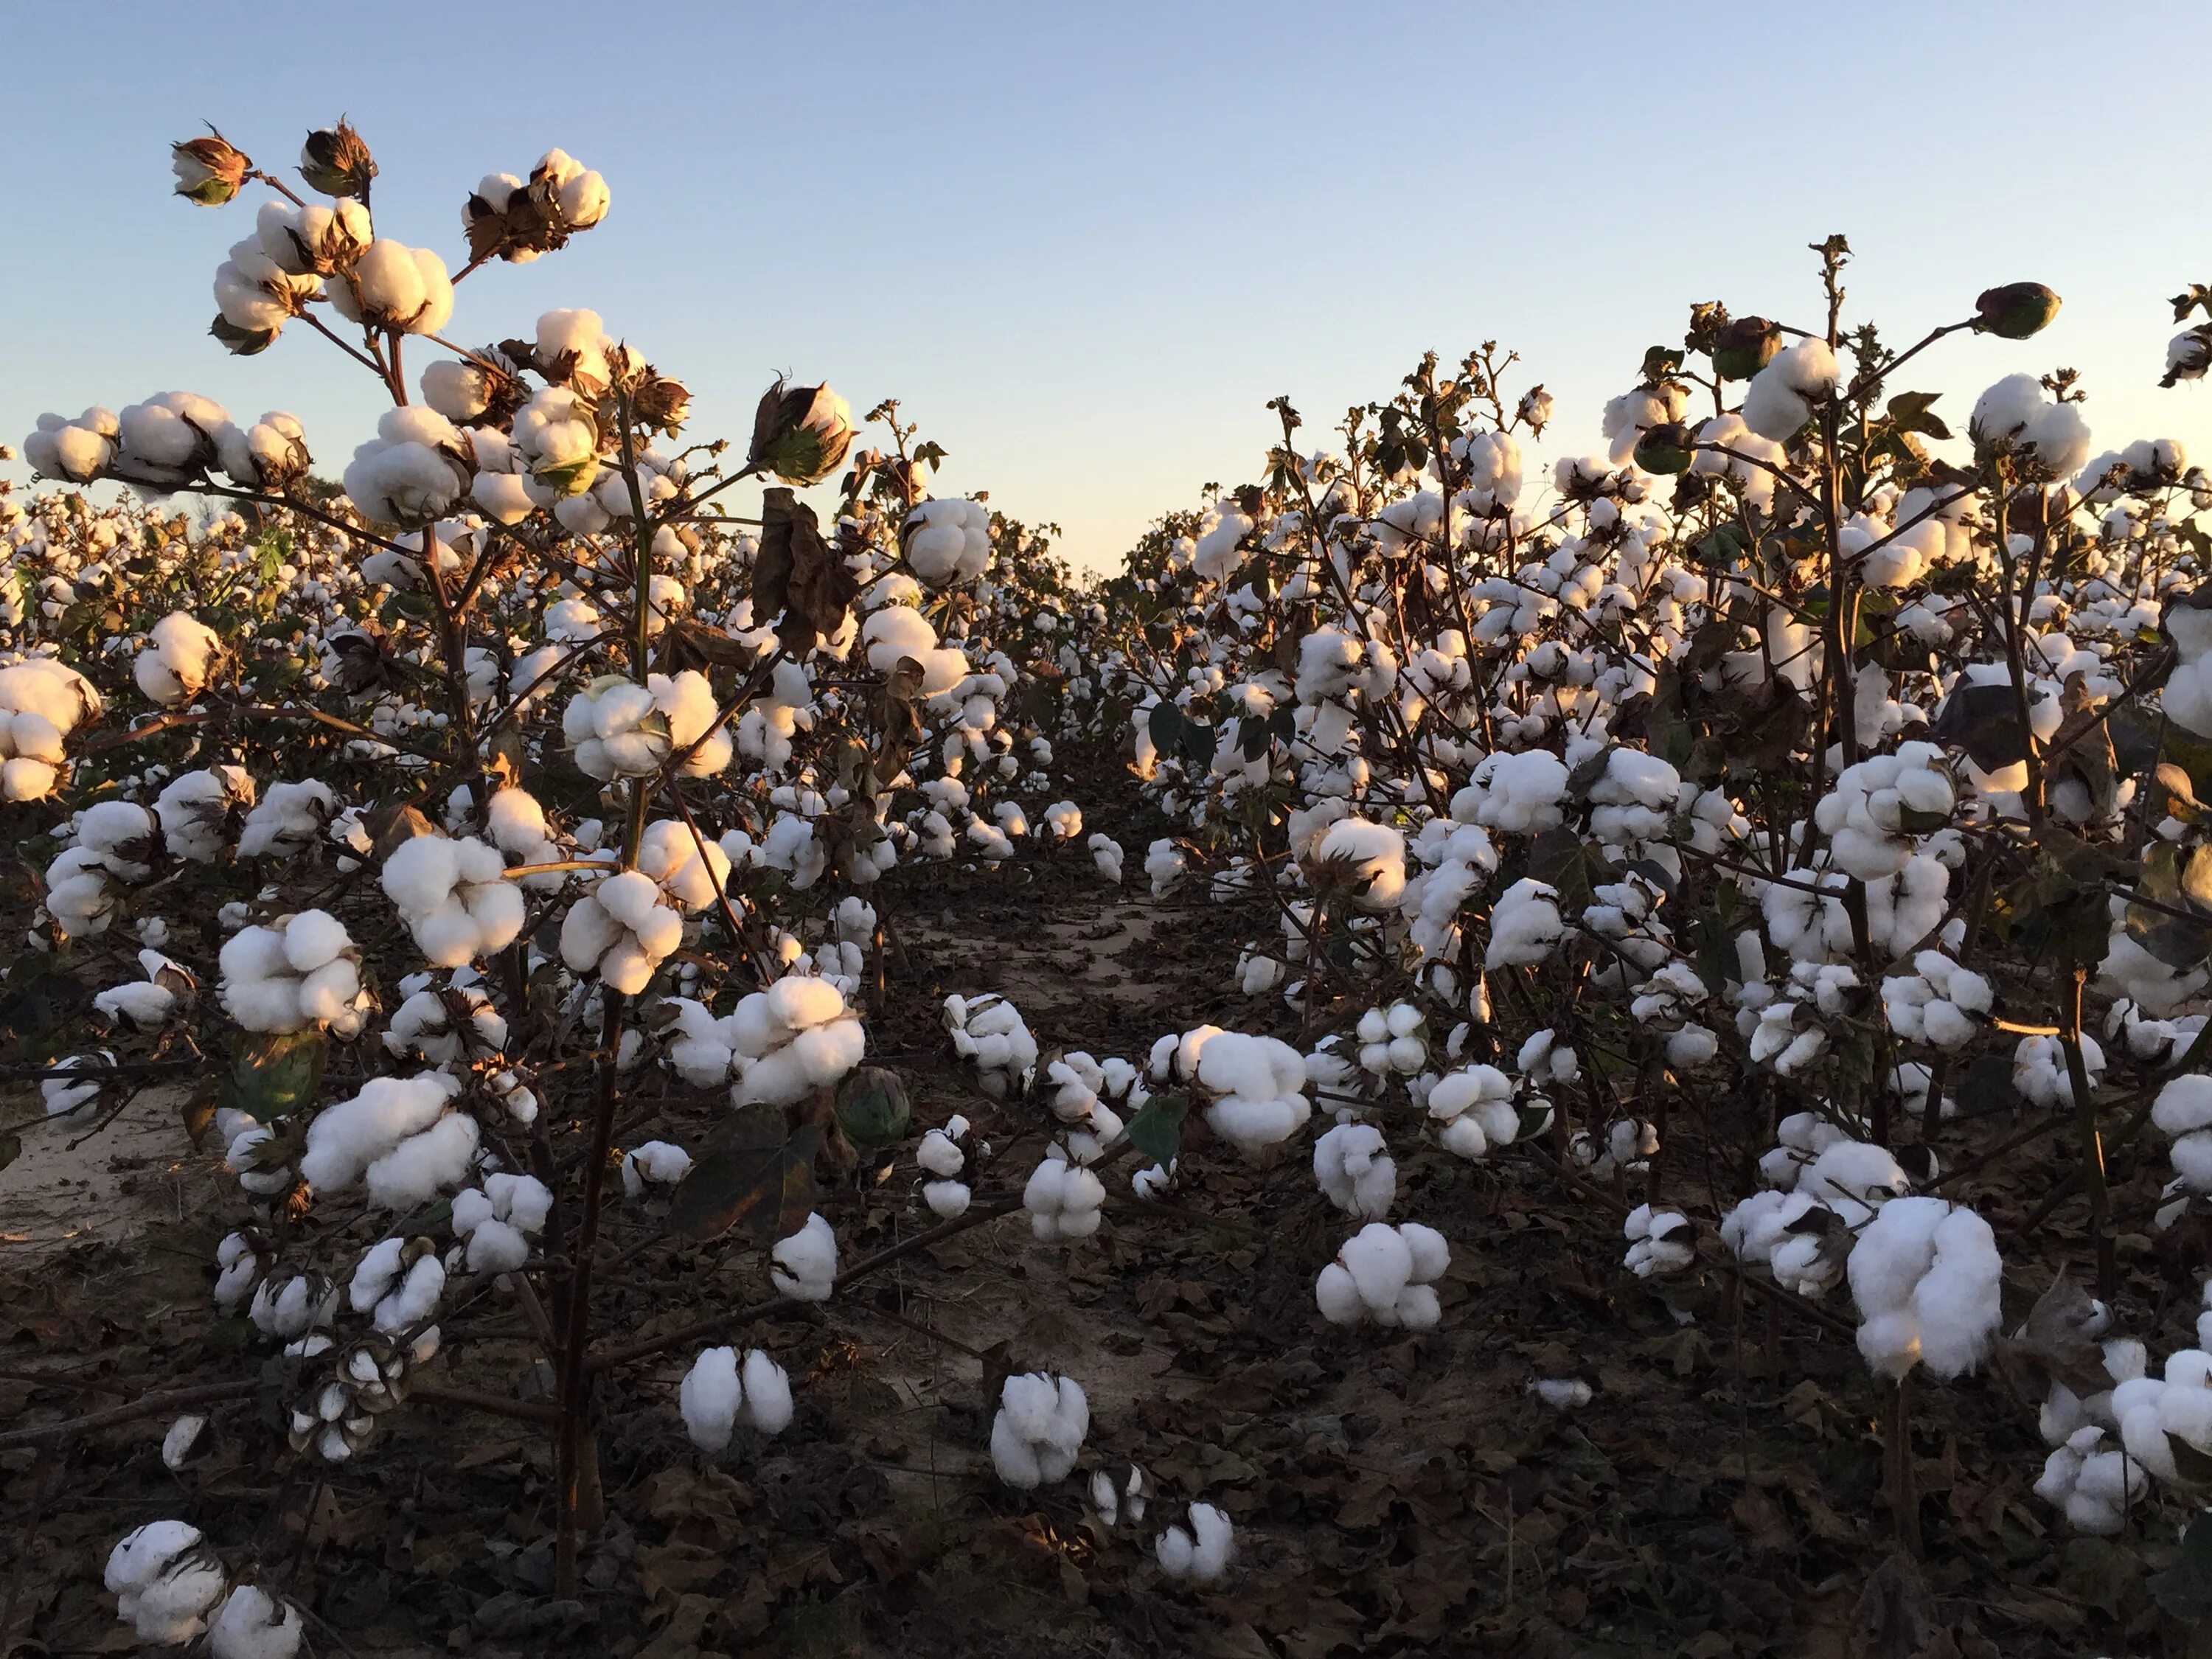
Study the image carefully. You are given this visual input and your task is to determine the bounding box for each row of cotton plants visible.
[1082,246,2212,1549]
[16,130,2212,1648]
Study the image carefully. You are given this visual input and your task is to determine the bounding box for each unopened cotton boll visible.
[1155,1503,1234,1582]
[990,1371,1089,1488]
[770,1212,837,1301]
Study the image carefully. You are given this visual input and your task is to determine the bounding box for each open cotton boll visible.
[2033,1425,2145,1536]
[218,911,363,1035]
[237,779,338,858]
[1740,338,1838,441]
[1312,818,1405,909]
[1026,1147,1107,1240]
[1486,877,1565,968]
[728,975,866,1105]
[328,239,453,335]
[1313,1122,1395,1217]
[156,765,254,862]
[770,1213,838,1301]
[902,498,991,585]
[1623,1204,1695,1276]
[622,1139,692,1197]
[161,1412,209,1471]
[105,1520,227,1645]
[381,833,526,967]
[133,611,221,706]
[1191,1029,1310,1154]
[1848,1195,2003,1381]
[562,870,684,995]
[1426,1063,1520,1161]
[944,991,1040,1096]
[990,1371,1089,1488]
[1155,1502,1234,1582]
[636,818,734,912]
[299,1071,465,1194]
[1315,1221,1448,1329]
[1088,832,1124,883]
[208,1583,303,1659]
[681,1346,741,1450]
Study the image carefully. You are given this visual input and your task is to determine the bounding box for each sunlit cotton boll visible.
[380,834,526,967]
[327,239,453,335]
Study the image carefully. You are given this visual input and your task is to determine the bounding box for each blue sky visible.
[5,1,2207,569]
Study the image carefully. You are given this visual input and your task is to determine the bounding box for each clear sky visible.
[4,1,2208,571]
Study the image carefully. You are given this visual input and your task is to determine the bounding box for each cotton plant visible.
[917,1115,973,1217]
[943,991,1039,1097]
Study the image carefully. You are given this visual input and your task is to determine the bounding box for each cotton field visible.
[9,107,2212,1659]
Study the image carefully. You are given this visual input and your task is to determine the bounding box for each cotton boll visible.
[622,1139,692,1197]
[105,1520,226,1644]
[1312,818,1405,909]
[1316,1221,1447,1328]
[1740,339,1837,441]
[990,1371,1089,1488]
[1623,1204,1695,1276]
[1529,1377,1593,1411]
[208,1584,303,1659]
[903,498,991,586]
[770,1213,838,1301]
[1025,1148,1107,1240]
[1155,1503,1234,1582]
[133,611,221,706]
[1847,1195,2003,1381]
[681,1346,741,1451]
[1313,1122,1395,1218]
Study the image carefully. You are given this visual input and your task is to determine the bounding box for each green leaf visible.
[1178,720,1217,769]
[2174,1434,2212,1490]
[217,1029,327,1124]
[1147,701,1183,757]
[2149,1509,2212,1622]
[1125,1091,1189,1166]
[1931,682,2028,773]
[669,1103,821,1245]
[0,1133,18,1173]
[832,1066,911,1150]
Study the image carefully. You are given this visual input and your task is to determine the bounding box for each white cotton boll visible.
[1314,1122,1396,1218]
[105,1520,227,1645]
[328,240,453,335]
[133,611,222,706]
[161,1412,209,1471]
[301,1072,464,1193]
[771,1213,838,1301]
[622,1139,692,1197]
[1529,1377,1593,1411]
[681,1346,741,1451]
[990,1372,1090,1488]
[1156,1503,1234,1582]
[1623,1206,1695,1277]
[1486,877,1564,968]
[1848,1195,2003,1381]
[1313,818,1405,909]
[208,1584,303,1659]
[365,1111,479,1208]
[1740,339,1837,441]
[734,1347,794,1434]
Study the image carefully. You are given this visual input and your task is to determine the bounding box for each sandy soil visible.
[0,1082,220,1256]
